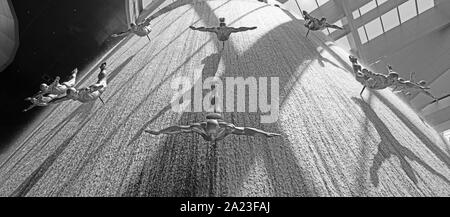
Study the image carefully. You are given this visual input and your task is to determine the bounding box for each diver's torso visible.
[202,124,232,141]
[367,76,390,90]
[305,19,323,31]
[50,84,68,96]
[355,73,370,86]
[133,25,151,37]
[215,27,233,41]
[75,87,103,102]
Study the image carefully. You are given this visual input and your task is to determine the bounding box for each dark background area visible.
[0,0,128,147]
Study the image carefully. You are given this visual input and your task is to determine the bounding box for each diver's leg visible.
[23,104,36,112]
[98,96,105,105]
[63,68,78,87]
[422,90,437,101]
[360,86,366,97]
[96,68,107,86]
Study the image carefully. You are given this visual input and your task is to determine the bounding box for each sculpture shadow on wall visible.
[352,97,450,187]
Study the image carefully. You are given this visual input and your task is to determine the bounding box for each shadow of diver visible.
[352,97,450,187]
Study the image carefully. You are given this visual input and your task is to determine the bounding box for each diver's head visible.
[206,119,220,135]
[66,87,78,99]
[219,17,226,27]
[387,72,399,83]
[100,62,107,70]
[40,83,49,92]
[418,80,427,86]
[130,23,136,28]
[320,17,327,22]
[387,65,393,71]
[362,69,370,76]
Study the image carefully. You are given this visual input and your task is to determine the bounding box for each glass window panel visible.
[376,0,388,6]
[352,10,360,19]
[302,0,319,12]
[359,0,377,15]
[335,36,351,51]
[398,0,417,23]
[142,0,153,9]
[365,18,384,40]
[381,7,400,32]
[316,0,329,6]
[417,0,434,14]
[358,27,368,44]
[329,20,343,33]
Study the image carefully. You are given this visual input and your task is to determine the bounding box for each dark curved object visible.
[0,0,20,73]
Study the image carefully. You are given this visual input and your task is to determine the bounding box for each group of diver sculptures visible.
[22,4,447,142]
[349,56,439,103]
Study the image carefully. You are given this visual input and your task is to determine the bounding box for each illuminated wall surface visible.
[0,0,17,70]
[283,0,450,134]
[0,0,448,197]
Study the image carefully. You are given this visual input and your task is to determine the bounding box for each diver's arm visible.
[145,123,205,135]
[112,30,131,37]
[324,23,343,30]
[230,26,257,33]
[226,124,281,137]
[23,104,36,112]
[189,26,217,33]
[421,90,437,100]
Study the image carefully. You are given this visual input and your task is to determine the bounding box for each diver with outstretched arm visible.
[30,68,78,99]
[49,62,108,105]
[189,18,257,50]
[388,67,437,101]
[349,55,399,96]
[145,113,280,142]
[303,10,343,38]
[23,95,60,112]
[112,18,152,41]
[23,68,78,112]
